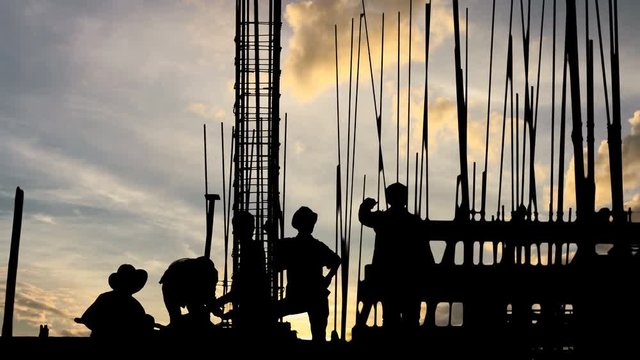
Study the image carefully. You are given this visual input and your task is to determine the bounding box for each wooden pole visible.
[2,187,24,337]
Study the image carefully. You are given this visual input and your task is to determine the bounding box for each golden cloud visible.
[9,282,89,336]
[563,111,640,213]
[283,0,454,100]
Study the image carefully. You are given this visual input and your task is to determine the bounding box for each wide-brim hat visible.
[291,206,318,231]
[108,264,148,294]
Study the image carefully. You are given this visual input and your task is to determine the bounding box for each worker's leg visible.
[308,297,329,342]
[162,284,182,324]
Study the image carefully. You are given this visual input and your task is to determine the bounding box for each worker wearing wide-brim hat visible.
[76,264,155,338]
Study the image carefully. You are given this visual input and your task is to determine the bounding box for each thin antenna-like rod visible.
[586,1,596,217]
[347,15,364,285]
[246,129,256,207]
[282,115,288,239]
[334,165,342,335]
[335,25,342,166]
[481,0,496,221]
[520,90,527,207]
[529,0,545,220]
[595,0,611,126]
[379,13,385,133]
[472,161,477,214]
[511,92,515,213]
[407,0,413,186]
[520,0,531,77]
[515,92,520,205]
[355,174,367,315]
[220,123,229,296]
[345,18,355,240]
[549,0,556,221]
[333,25,343,336]
[397,11,401,182]
[338,164,348,340]
[361,0,379,118]
[419,1,431,220]
[496,0,515,218]
[340,19,355,342]
[225,126,234,294]
[376,13,388,209]
[204,124,209,195]
[557,55,568,222]
[253,0,262,229]
[465,7,469,109]
[414,152,419,212]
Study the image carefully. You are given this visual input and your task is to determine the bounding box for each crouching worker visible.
[159,256,220,333]
[75,264,155,338]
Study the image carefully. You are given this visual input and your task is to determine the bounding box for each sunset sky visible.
[1,0,640,340]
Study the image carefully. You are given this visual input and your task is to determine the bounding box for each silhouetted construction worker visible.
[160,256,219,331]
[76,264,155,338]
[275,206,340,342]
[216,211,270,329]
[358,182,431,329]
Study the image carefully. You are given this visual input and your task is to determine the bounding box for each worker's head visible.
[108,264,148,295]
[232,211,255,240]
[291,206,318,235]
[385,182,408,208]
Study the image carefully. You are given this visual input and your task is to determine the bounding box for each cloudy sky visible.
[1,0,639,340]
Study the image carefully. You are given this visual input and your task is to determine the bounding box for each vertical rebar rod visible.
[549,0,556,221]
[419,1,431,220]
[558,55,568,222]
[220,123,229,296]
[481,0,496,221]
[407,0,413,186]
[397,11,401,183]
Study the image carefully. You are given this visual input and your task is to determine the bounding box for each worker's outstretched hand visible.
[362,197,377,210]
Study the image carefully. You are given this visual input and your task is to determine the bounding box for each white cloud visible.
[187,102,227,121]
